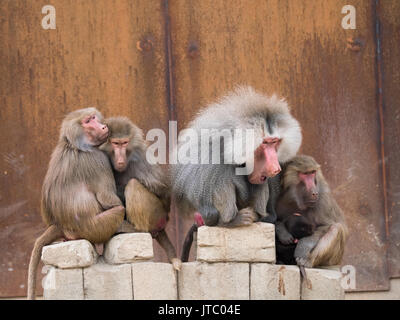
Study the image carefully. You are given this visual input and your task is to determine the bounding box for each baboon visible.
[276,213,316,265]
[27,108,125,300]
[275,155,348,268]
[100,117,181,271]
[171,87,302,261]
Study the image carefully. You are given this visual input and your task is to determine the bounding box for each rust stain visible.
[188,41,199,59]
[278,266,286,295]
[136,38,153,52]
[346,37,363,52]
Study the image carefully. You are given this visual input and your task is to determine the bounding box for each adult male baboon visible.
[27,108,125,300]
[101,117,181,270]
[171,87,302,260]
[275,155,348,267]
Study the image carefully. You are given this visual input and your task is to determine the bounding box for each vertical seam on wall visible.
[131,264,134,300]
[248,263,252,300]
[162,0,177,122]
[82,268,85,299]
[373,0,390,240]
[162,0,182,253]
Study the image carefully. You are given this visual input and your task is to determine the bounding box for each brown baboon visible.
[100,117,181,271]
[171,87,302,261]
[27,108,125,300]
[275,155,348,268]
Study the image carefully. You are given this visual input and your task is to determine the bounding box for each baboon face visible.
[109,137,130,172]
[297,170,319,206]
[248,137,282,184]
[81,114,109,146]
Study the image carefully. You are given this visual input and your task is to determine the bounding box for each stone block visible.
[42,267,84,300]
[83,260,133,300]
[131,262,177,300]
[197,222,275,263]
[41,240,97,268]
[178,262,249,300]
[104,233,153,264]
[251,264,300,300]
[301,268,345,300]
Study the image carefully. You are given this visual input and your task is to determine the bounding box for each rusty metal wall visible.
[0,0,398,296]
[380,0,400,278]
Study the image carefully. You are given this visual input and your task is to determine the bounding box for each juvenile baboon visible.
[171,87,302,260]
[275,155,348,268]
[100,117,181,271]
[27,108,125,300]
[276,213,315,265]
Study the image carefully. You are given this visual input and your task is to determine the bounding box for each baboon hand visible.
[277,228,295,245]
[234,207,258,226]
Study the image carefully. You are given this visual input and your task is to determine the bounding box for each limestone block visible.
[301,268,345,300]
[104,233,154,264]
[178,262,249,300]
[197,222,275,263]
[83,260,133,300]
[42,267,84,300]
[41,240,97,268]
[131,262,177,300]
[250,264,300,300]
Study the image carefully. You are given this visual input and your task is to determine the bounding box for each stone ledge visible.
[178,262,250,300]
[41,239,97,268]
[83,259,133,300]
[251,264,300,300]
[131,262,178,300]
[197,222,275,263]
[42,267,83,300]
[301,268,345,300]
[104,233,154,264]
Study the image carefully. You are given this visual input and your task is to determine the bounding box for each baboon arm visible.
[275,221,294,244]
[213,182,238,224]
[252,183,269,219]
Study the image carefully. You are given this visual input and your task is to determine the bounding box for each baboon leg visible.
[79,205,125,244]
[309,223,346,267]
[155,230,181,271]
[125,179,166,231]
[27,225,64,300]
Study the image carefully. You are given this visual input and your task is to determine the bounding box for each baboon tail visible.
[27,225,63,300]
[181,224,198,262]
